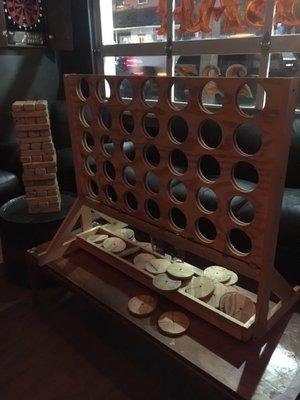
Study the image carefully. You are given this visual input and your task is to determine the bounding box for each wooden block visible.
[35,100,47,110]
[17,136,51,144]
[46,166,57,173]
[26,184,58,190]
[23,169,35,177]
[47,189,59,196]
[20,144,30,151]
[35,168,47,175]
[16,123,50,132]
[31,156,43,162]
[40,130,51,137]
[43,154,56,162]
[41,142,54,150]
[36,116,48,124]
[23,161,56,169]
[21,148,55,157]
[12,101,25,112]
[23,101,36,111]
[17,131,28,138]
[20,156,31,163]
[23,173,56,182]
[12,110,48,118]
[28,131,40,138]
[30,143,42,150]
[37,191,47,197]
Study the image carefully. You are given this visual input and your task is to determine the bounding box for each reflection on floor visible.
[0,276,223,400]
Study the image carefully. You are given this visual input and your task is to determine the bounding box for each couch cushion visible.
[0,170,21,206]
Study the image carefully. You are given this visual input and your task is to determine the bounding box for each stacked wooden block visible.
[12,100,61,214]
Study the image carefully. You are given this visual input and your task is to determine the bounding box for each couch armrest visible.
[0,142,22,177]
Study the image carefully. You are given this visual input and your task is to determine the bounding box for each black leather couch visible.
[50,101,300,283]
[0,142,22,207]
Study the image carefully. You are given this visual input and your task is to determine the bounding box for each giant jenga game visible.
[12,100,61,214]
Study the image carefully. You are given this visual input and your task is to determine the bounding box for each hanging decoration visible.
[157,0,300,36]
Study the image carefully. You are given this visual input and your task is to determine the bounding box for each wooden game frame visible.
[37,74,300,341]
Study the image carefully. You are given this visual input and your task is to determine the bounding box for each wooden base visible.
[27,245,300,400]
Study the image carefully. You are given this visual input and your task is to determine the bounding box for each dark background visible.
[0,0,92,144]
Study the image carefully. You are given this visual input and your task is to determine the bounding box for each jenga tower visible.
[12,100,61,214]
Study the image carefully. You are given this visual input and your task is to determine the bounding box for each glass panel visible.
[273,0,300,35]
[100,0,166,45]
[104,56,167,76]
[269,53,300,108]
[174,54,261,112]
[174,0,265,41]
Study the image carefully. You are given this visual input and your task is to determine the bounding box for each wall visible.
[0,49,60,143]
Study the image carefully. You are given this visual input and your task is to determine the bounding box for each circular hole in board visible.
[125,191,138,211]
[83,132,95,152]
[85,155,97,175]
[232,161,259,192]
[169,116,188,143]
[201,81,225,114]
[99,107,112,130]
[199,119,222,149]
[121,110,134,134]
[119,78,133,104]
[198,155,220,182]
[145,171,160,194]
[101,135,115,157]
[197,187,218,212]
[170,207,187,230]
[169,179,187,203]
[196,218,217,242]
[122,140,136,161]
[229,196,254,224]
[143,113,159,138]
[89,179,99,198]
[103,161,116,180]
[143,79,159,106]
[124,166,136,187]
[105,186,117,203]
[237,82,266,117]
[228,228,252,255]
[170,81,189,110]
[144,144,160,167]
[96,78,111,102]
[145,199,160,219]
[234,123,262,155]
[169,149,188,175]
[80,104,93,127]
[77,78,89,100]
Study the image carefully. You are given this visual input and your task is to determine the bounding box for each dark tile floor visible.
[0,276,223,400]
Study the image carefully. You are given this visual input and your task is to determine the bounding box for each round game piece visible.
[153,273,181,292]
[158,311,190,336]
[224,270,238,286]
[136,241,153,251]
[222,292,256,323]
[114,228,135,240]
[87,234,108,245]
[133,253,156,268]
[205,283,236,308]
[145,258,170,275]
[219,292,233,311]
[167,262,194,280]
[128,294,157,317]
[185,276,215,299]
[102,237,126,253]
[204,266,231,283]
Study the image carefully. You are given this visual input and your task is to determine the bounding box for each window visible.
[92,0,300,110]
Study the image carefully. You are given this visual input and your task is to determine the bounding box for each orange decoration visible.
[220,0,245,33]
[245,0,266,28]
[274,0,300,27]
[156,0,167,35]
